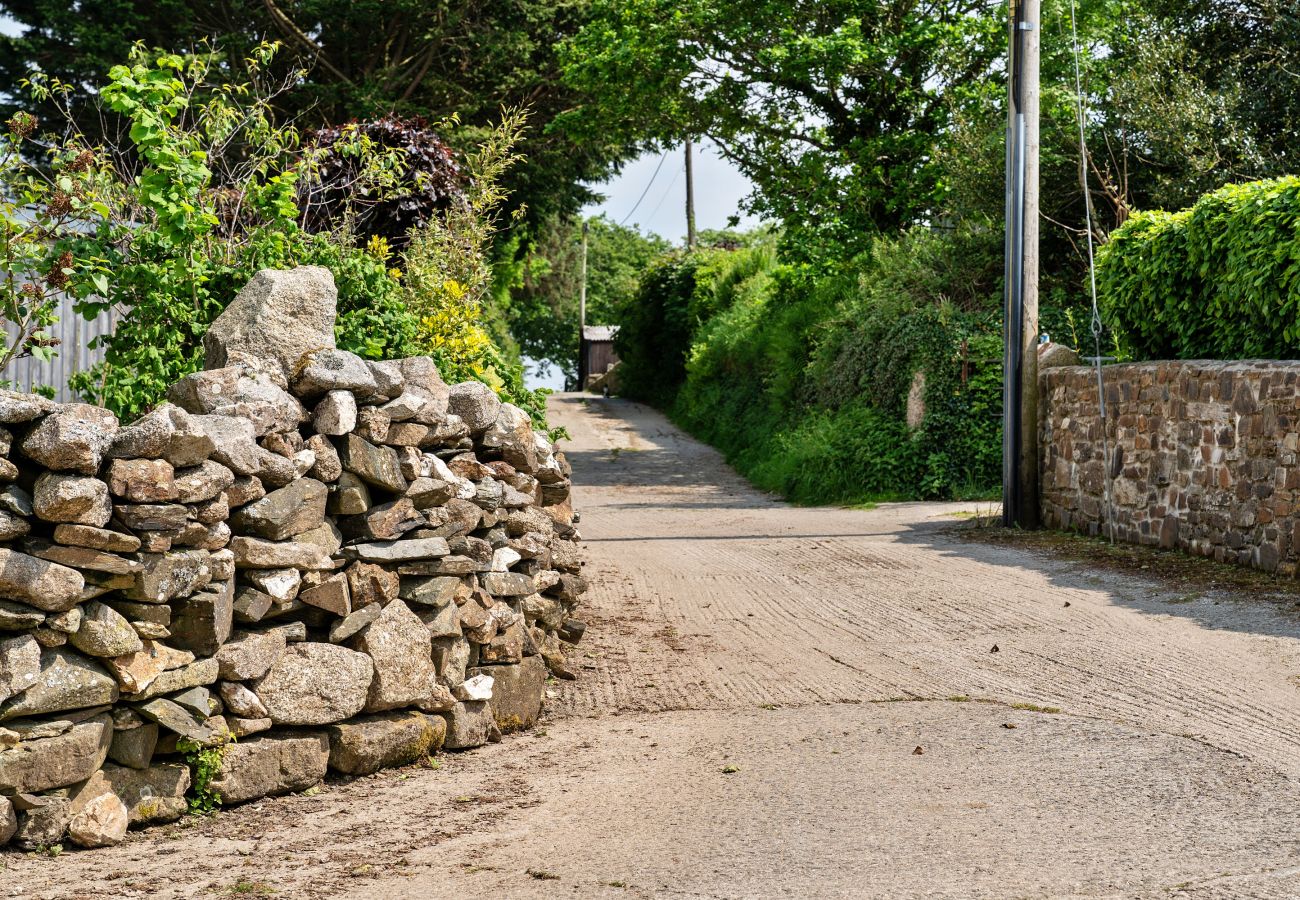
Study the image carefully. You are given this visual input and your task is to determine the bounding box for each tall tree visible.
[560,0,1003,259]
[0,0,627,226]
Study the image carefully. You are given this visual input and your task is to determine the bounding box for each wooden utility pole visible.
[684,139,697,249]
[1003,0,1040,528]
[578,220,589,390]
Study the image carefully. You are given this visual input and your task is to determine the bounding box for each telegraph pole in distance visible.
[685,139,697,249]
[1003,0,1040,528]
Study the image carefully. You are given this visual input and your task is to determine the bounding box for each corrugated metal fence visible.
[2,293,118,401]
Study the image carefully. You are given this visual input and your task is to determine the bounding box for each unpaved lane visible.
[11,394,1300,899]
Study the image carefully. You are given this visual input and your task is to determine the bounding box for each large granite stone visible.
[231,477,328,540]
[470,656,546,733]
[20,403,118,474]
[0,713,111,793]
[168,366,305,437]
[0,649,117,721]
[207,731,330,805]
[350,600,436,713]
[203,266,338,383]
[32,472,112,528]
[254,642,373,726]
[326,711,443,776]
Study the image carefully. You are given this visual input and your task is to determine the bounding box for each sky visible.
[523,140,759,390]
[581,139,760,242]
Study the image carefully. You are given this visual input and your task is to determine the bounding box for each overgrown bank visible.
[615,227,1018,504]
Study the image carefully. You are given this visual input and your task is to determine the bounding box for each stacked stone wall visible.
[1041,360,1300,573]
[0,266,586,850]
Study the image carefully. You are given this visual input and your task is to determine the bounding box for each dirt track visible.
[11,394,1300,898]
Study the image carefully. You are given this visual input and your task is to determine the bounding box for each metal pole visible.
[578,220,589,390]
[1003,0,1040,528]
[685,139,697,249]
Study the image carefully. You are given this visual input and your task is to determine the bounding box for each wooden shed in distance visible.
[580,325,620,392]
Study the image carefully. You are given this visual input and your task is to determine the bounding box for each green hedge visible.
[1098,176,1300,359]
[614,226,1006,504]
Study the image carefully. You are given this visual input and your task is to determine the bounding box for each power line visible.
[618,151,669,226]
[642,165,683,231]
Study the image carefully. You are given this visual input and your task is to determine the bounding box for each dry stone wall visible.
[0,266,587,850]
[1041,360,1300,573]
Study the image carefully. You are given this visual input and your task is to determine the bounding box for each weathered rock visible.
[254,642,373,726]
[215,629,286,681]
[312,390,357,435]
[0,600,44,632]
[0,389,57,423]
[70,602,143,658]
[194,414,262,475]
[245,567,300,603]
[481,403,539,472]
[99,762,189,825]
[207,730,330,805]
[125,550,213,603]
[349,600,436,713]
[405,478,453,511]
[168,366,306,437]
[231,477,327,540]
[338,433,407,493]
[300,573,351,616]
[219,681,269,719]
[192,492,230,524]
[20,403,119,474]
[296,520,343,558]
[326,710,442,776]
[401,575,468,607]
[169,586,234,657]
[328,471,372,515]
[53,523,140,553]
[32,472,112,527]
[346,562,400,607]
[110,402,215,468]
[108,722,158,769]
[231,536,334,570]
[470,656,546,732]
[292,348,378,398]
[0,649,118,721]
[174,460,235,504]
[24,540,142,578]
[227,715,271,738]
[455,672,494,702]
[433,634,471,687]
[328,602,383,644]
[305,434,342,482]
[480,571,535,597]
[171,685,212,718]
[0,794,14,845]
[384,421,430,447]
[203,266,339,382]
[107,458,177,503]
[366,360,405,401]
[0,713,112,792]
[419,601,461,639]
[0,634,40,703]
[447,381,501,435]
[0,509,29,541]
[135,697,213,743]
[343,537,450,564]
[342,497,423,541]
[393,357,451,424]
[226,474,266,508]
[233,588,275,624]
[67,772,129,848]
[13,796,70,849]
[114,502,188,531]
[127,657,219,702]
[441,700,493,750]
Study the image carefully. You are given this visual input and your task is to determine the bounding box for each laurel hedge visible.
[1097,176,1300,360]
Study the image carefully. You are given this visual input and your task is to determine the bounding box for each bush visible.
[616,225,1006,503]
[1097,176,1300,359]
